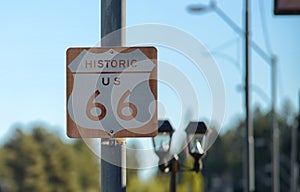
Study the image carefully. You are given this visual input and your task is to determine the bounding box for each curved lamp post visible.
[187,1,279,191]
[187,1,255,191]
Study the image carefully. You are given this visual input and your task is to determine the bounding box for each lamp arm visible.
[215,6,274,65]
[214,7,244,36]
[252,41,274,64]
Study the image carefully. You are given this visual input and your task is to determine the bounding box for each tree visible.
[202,102,299,192]
[72,139,100,192]
[3,129,49,191]
[0,127,99,192]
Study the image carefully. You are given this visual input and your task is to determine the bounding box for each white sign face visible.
[66,47,157,138]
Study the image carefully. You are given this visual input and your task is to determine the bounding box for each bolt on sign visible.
[66,47,157,138]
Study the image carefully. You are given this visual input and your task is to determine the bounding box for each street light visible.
[152,120,208,192]
[153,120,174,155]
[188,1,279,191]
[152,120,175,173]
[185,121,207,172]
[188,1,254,191]
[188,1,216,13]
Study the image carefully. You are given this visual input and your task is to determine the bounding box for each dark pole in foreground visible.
[170,164,176,192]
[245,0,255,191]
[100,0,126,191]
[170,156,179,192]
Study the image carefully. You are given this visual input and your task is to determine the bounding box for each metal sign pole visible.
[244,0,255,191]
[100,0,126,191]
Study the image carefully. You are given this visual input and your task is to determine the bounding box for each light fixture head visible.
[187,1,216,14]
[185,121,207,159]
[152,120,174,159]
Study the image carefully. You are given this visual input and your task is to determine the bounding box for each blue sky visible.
[0,0,300,146]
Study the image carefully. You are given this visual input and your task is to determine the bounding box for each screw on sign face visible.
[66,47,157,138]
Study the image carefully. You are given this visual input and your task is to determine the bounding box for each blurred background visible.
[0,0,300,191]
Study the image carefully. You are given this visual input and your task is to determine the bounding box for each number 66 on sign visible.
[66,47,157,138]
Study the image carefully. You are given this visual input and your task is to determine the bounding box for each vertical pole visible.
[245,0,254,191]
[170,156,178,192]
[170,169,176,192]
[272,57,279,192]
[100,0,126,192]
[291,91,299,192]
[290,114,297,192]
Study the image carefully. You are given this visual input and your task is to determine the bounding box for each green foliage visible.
[127,171,169,192]
[127,166,203,192]
[202,102,299,191]
[73,140,100,192]
[0,127,99,192]
[177,157,204,192]
[1,100,297,192]
[126,149,204,192]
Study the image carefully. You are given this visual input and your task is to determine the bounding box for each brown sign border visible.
[66,47,157,138]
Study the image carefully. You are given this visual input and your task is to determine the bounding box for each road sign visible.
[66,47,157,138]
[275,0,300,14]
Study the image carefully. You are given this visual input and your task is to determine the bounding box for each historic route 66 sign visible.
[66,47,157,138]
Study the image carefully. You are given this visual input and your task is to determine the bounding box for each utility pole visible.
[290,91,299,192]
[245,0,255,191]
[187,2,257,190]
[272,56,279,192]
[100,0,126,191]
